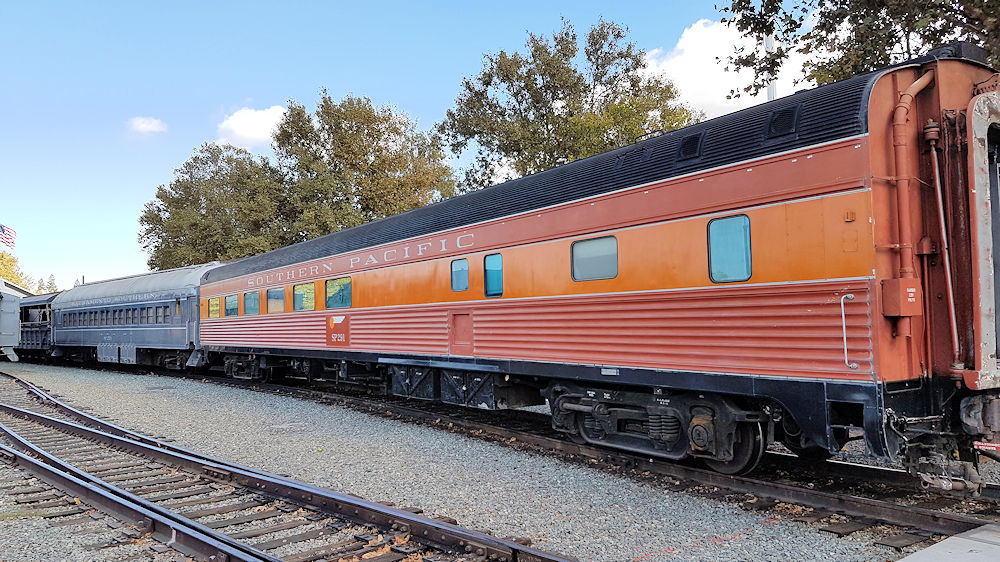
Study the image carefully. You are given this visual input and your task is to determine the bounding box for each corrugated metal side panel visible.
[201,313,327,348]
[472,281,872,379]
[350,309,449,354]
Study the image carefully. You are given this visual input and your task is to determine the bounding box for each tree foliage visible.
[273,93,455,245]
[0,252,32,289]
[438,19,702,188]
[139,143,284,270]
[139,95,454,270]
[719,0,1000,97]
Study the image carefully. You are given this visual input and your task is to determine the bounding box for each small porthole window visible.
[572,236,618,281]
[708,214,752,283]
[451,259,469,292]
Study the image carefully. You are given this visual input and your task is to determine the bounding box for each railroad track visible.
[0,370,572,562]
[7,365,1000,552]
[158,372,1000,548]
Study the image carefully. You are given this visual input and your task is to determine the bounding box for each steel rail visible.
[4,367,993,538]
[0,441,268,561]
[167,373,998,537]
[0,386,573,562]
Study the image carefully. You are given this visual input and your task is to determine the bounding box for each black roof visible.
[202,44,989,284]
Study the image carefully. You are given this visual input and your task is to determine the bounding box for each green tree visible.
[718,0,1000,97]
[44,274,57,293]
[272,93,455,244]
[0,252,32,289]
[138,143,285,270]
[438,19,701,188]
[35,278,44,294]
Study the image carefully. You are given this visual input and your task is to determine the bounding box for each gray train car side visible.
[51,263,219,368]
[17,292,58,358]
[0,282,22,361]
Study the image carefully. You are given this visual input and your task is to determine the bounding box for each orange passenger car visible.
[200,43,1000,491]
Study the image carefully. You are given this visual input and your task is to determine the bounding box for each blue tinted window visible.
[708,215,752,283]
[224,295,238,316]
[325,277,352,309]
[451,259,469,291]
[484,253,503,297]
[293,283,315,311]
[244,291,259,315]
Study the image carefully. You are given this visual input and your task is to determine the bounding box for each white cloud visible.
[216,105,286,148]
[646,19,812,119]
[127,116,167,134]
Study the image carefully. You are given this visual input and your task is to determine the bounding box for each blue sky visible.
[1,1,797,290]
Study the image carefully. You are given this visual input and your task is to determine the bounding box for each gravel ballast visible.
[1,362,917,561]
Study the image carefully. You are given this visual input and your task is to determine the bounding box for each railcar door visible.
[990,125,1000,359]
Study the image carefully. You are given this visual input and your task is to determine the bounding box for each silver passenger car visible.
[51,263,219,368]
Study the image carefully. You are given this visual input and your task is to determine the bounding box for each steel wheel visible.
[703,421,766,476]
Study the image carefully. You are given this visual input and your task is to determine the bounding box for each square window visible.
[325,278,352,309]
[207,298,220,319]
[572,236,618,281]
[293,283,315,311]
[708,215,752,283]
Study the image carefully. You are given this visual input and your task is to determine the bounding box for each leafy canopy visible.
[439,19,702,188]
[273,93,454,245]
[0,251,32,290]
[139,143,283,271]
[139,94,454,270]
[718,0,1000,97]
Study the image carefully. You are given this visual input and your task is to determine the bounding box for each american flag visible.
[0,223,16,250]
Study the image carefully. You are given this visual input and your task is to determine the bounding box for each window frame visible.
[243,291,260,316]
[293,283,316,312]
[451,258,469,292]
[325,277,352,309]
[224,294,238,317]
[484,253,503,298]
[707,214,753,283]
[570,235,619,282]
[266,288,285,314]
[207,298,220,319]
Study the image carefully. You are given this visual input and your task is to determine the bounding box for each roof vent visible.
[677,132,703,160]
[767,107,799,138]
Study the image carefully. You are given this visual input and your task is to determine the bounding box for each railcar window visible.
[244,291,260,315]
[325,277,351,309]
[208,298,220,318]
[267,289,284,313]
[484,253,503,297]
[224,295,238,316]
[572,236,618,281]
[451,259,469,291]
[293,283,315,311]
[708,214,752,283]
